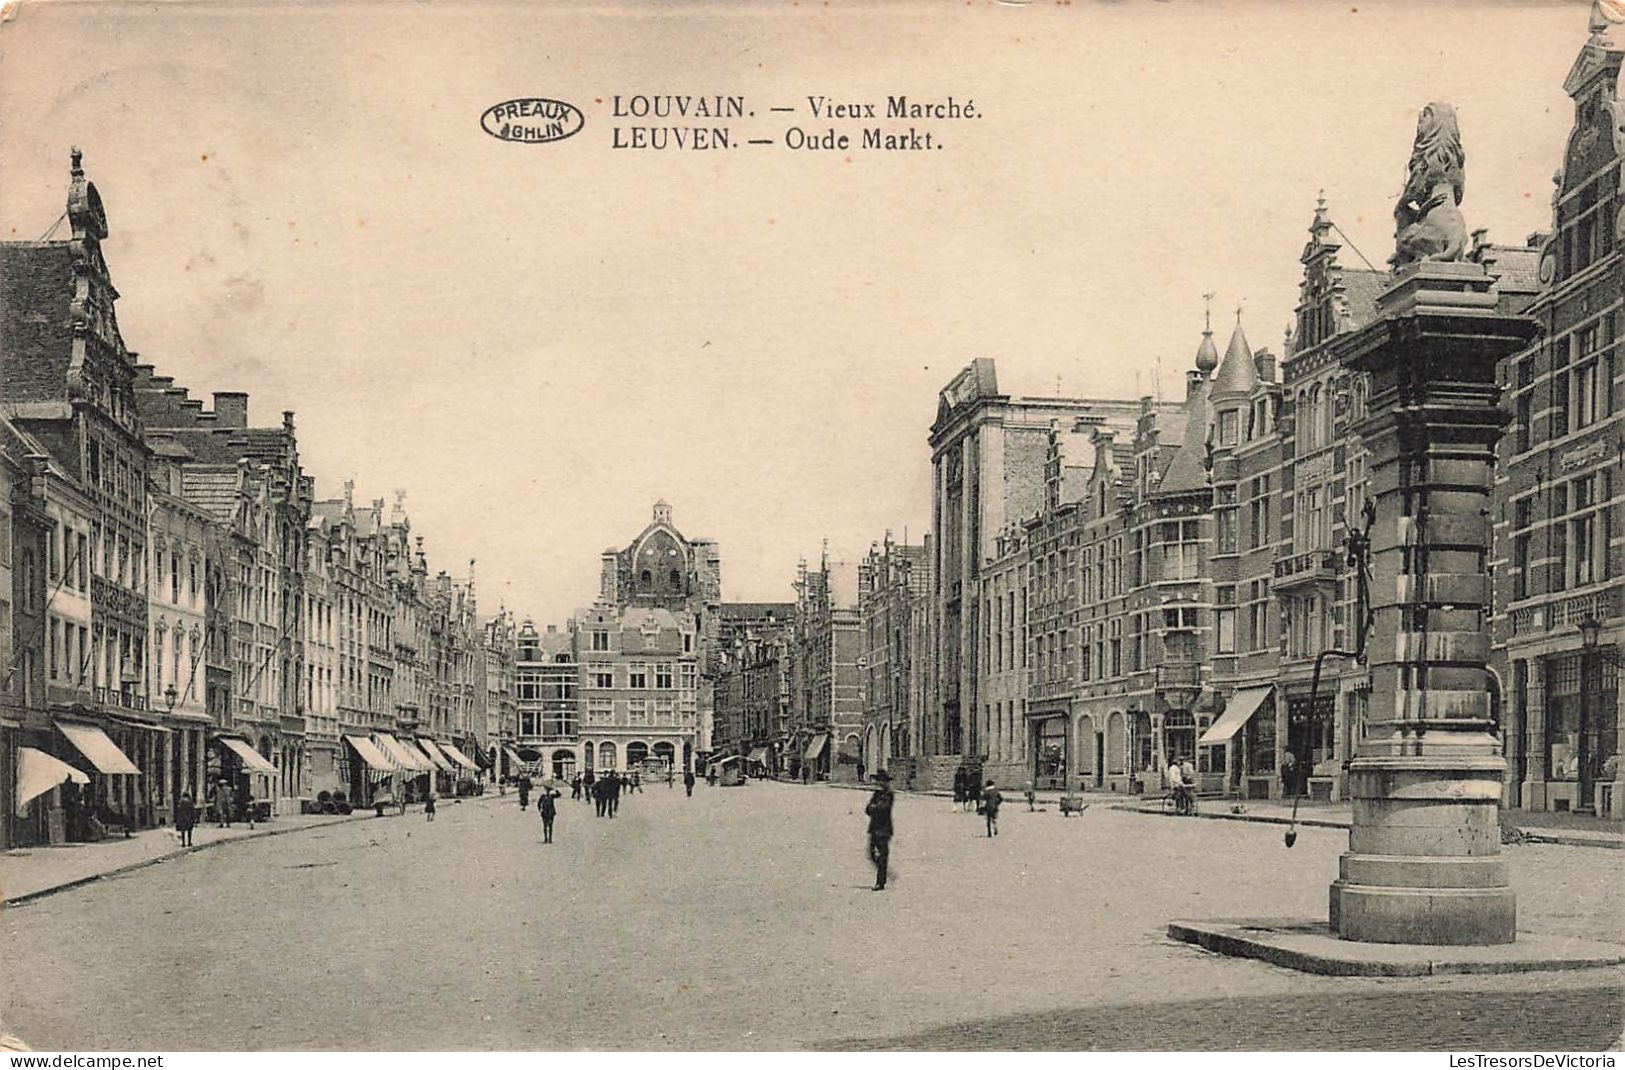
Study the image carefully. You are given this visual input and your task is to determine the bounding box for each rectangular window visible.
[1215,608,1236,654]
[1216,510,1237,554]
[591,630,610,651]
[628,698,648,725]
[628,663,647,689]
[1574,356,1603,430]
[1514,393,1533,453]
[656,663,673,689]
[1552,367,1570,438]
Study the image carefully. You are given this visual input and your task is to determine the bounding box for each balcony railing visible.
[1272,549,1339,590]
[94,685,148,712]
[1509,586,1621,637]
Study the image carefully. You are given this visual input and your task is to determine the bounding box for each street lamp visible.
[163,683,179,712]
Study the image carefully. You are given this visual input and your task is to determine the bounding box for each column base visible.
[1330,880,1516,945]
[1331,750,1517,945]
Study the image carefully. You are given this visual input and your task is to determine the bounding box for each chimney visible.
[1253,349,1277,384]
[213,391,249,428]
[1185,370,1205,399]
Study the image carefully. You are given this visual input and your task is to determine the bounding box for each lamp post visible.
[1577,616,1600,813]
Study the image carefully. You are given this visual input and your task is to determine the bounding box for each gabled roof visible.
[1156,382,1212,495]
[0,243,76,404]
[179,466,244,522]
[1339,269,1389,331]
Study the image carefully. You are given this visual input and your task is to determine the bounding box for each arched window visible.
[669,569,681,590]
[640,569,652,587]
[598,741,617,770]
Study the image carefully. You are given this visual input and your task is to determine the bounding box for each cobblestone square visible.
[3,783,1620,1050]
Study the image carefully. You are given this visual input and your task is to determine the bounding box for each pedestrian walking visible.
[609,772,622,817]
[424,791,437,822]
[538,790,557,843]
[517,774,532,810]
[632,772,642,794]
[213,778,232,828]
[571,774,582,801]
[583,770,595,804]
[683,768,695,797]
[175,792,197,847]
[967,774,982,816]
[865,769,895,891]
[708,764,718,788]
[593,776,608,817]
[1024,780,1037,812]
[983,780,1003,837]
[1179,757,1197,816]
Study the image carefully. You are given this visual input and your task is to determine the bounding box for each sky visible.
[0,0,1599,623]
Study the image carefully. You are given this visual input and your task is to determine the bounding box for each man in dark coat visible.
[683,768,696,797]
[865,769,895,891]
[593,775,608,818]
[517,774,532,810]
[583,770,595,804]
[175,792,197,847]
[608,772,622,817]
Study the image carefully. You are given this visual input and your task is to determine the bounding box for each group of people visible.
[1166,757,1198,816]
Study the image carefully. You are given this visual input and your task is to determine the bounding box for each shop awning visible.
[16,747,89,814]
[217,735,278,775]
[503,745,526,768]
[344,734,396,773]
[416,738,455,772]
[803,734,829,761]
[469,742,492,769]
[56,720,140,775]
[1198,686,1274,746]
[376,733,432,772]
[439,741,478,770]
[748,747,769,764]
[109,715,170,734]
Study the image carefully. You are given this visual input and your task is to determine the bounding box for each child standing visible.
[983,780,1003,838]
[424,792,437,822]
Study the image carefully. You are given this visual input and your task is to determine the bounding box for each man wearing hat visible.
[865,769,895,891]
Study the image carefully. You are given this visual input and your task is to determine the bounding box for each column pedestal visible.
[1326,260,1536,946]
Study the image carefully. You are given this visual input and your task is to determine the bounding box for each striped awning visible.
[345,735,395,773]
[416,738,455,772]
[376,733,433,772]
[438,741,478,770]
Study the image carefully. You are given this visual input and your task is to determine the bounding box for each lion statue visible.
[1391,102,1468,267]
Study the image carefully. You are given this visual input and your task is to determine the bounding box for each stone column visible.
[1522,659,1548,810]
[1327,260,1536,945]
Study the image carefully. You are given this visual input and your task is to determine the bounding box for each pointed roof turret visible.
[1209,315,1259,397]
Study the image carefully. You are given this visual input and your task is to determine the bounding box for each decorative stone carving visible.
[1390,103,1468,267]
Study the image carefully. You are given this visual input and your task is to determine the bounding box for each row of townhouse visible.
[0,150,519,846]
[855,8,1623,816]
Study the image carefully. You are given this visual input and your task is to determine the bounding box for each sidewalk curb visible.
[2,792,504,908]
[1111,803,1625,849]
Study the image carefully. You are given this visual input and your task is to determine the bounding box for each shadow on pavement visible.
[814,981,1625,1051]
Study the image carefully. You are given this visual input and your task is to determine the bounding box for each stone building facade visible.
[858,536,929,779]
[1492,8,1625,818]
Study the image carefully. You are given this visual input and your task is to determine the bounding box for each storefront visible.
[1541,647,1620,815]
[1032,715,1067,790]
[1196,685,1274,798]
[1285,692,1336,799]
